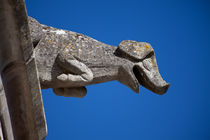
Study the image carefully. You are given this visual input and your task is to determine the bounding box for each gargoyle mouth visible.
[133,63,169,95]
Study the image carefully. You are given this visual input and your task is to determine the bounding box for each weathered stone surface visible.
[29,17,170,97]
[0,121,4,140]
[26,55,47,139]
[0,0,47,138]
[21,15,47,140]
[118,40,154,61]
[28,17,43,47]
[0,78,13,140]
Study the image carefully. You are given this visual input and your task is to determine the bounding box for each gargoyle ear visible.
[116,40,154,60]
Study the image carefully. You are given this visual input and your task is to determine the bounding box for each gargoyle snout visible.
[133,54,170,95]
[160,83,170,95]
[151,80,170,95]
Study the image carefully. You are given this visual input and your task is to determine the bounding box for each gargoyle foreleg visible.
[56,52,93,84]
[53,51,93,97]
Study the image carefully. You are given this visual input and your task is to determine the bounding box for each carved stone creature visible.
[29,17,169,98]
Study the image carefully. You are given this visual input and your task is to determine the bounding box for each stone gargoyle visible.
[29,17,170,98]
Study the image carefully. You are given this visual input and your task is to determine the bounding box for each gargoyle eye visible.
[143,51,154,60]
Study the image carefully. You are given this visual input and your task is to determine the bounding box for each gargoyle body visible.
[29,17,169,97]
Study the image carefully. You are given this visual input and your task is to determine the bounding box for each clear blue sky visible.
[26,0,210,140]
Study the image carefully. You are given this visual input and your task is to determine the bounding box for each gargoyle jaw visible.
[133,59,169,95]
[118,65,140,93]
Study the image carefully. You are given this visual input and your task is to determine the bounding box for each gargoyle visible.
[29,17,169,98]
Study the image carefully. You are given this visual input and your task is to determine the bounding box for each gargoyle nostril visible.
[163,84,170,92]
[155,83,170,95]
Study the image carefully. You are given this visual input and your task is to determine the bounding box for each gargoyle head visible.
[115,40,169,95]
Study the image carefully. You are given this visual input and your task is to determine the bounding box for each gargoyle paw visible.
[53,87,87,98]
